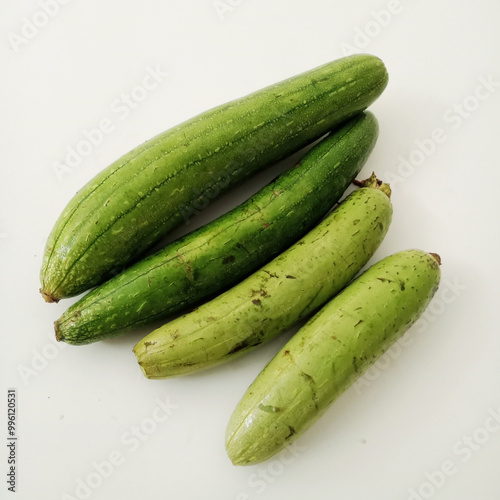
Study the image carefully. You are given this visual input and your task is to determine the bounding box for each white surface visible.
[1,1,499,499]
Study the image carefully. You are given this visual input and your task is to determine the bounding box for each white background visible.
[1,1,499,499]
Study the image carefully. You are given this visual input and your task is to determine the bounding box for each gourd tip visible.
[40,288,59,303]
[54,321,62,342]
[354,172,391,199]
[429,253,442,266]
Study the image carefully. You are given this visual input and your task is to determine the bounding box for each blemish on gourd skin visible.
[263,270,279,279]
[258,404,283,413]
[227,330,265,356]
[143,340,157,353]
[236,242,251,255]
[222,255,235,265]
[298,370,319,409]
[285,426,296,440]
[300,371,315,384]
[176,251,194,281]
[377,277,394,284]
[352,356,359,373]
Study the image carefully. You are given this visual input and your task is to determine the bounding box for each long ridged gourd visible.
[40,54,388,302]
[226,250,441,465]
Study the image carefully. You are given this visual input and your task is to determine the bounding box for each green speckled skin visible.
[55,113,379,345]
[40,54,388,301]
[133,185,392,378]
[225,250,441,465]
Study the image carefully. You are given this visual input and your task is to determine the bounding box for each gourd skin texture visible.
[133,184,393,379]
[40,54,388,301]
[225,250,441,466]
[55,112,378,345]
